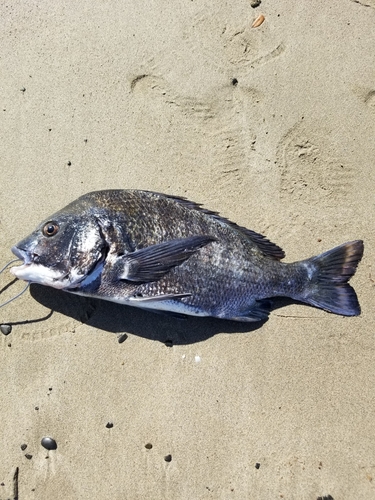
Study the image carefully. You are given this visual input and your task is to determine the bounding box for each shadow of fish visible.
[10,190,363,322]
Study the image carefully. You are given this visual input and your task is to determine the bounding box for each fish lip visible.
[11,246,31,264]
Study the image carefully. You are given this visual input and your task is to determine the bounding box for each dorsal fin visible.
[148,192,285,260]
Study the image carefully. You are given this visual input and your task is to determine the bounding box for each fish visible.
[10,189,364,322]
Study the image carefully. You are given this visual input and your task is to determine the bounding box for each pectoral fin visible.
[118,235,215,282]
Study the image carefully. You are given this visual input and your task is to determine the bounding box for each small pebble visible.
[164,454,172,462]
[145,443,153,450]
[250,0,261,7]
[0,324,12,335]
[20,444,27,451]
[41,437,57,450]
[106,422,114,429]
[25,454,33,460]
[118,333,128,344]
[165,339,173,347]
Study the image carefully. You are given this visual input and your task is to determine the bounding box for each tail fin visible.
[303,240,364,316]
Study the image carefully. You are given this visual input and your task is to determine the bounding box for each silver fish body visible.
[10,190,364,321]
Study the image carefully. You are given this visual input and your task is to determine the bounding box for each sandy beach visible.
[1,1,374,498]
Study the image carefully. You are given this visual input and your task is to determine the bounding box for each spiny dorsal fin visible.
[155,192,285,260]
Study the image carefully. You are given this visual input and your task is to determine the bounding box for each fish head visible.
[10,209,108,290]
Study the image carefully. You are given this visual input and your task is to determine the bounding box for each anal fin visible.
[227,299,272,322]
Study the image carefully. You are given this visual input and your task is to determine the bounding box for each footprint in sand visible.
[276,120,356,209]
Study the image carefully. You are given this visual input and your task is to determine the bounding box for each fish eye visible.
[42,222,59,237]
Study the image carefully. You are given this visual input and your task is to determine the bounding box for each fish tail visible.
[301,240,364,316]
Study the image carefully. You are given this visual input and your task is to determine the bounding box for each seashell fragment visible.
[251,14,265,28]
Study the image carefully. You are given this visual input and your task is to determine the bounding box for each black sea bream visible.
[10,190,363,322]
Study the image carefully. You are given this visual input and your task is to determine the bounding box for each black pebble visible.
[118,333,128,344]
[41,437,57,450]
[25,454,33,460]
[165,339,173,347]
[255,462,260,469]
[145,443,153,450]
[164,454,172,462]
[106,422,114,429]
[0,324,12,335]
[20,444,27,451]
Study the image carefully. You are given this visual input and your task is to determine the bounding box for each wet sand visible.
[1,1,374,498]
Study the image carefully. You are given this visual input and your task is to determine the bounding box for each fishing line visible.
[0,259,30,309]
[0,258,21,275]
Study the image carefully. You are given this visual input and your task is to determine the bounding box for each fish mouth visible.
[11,246,31,264]
[10,242,108,289]
[10,246,66,287]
